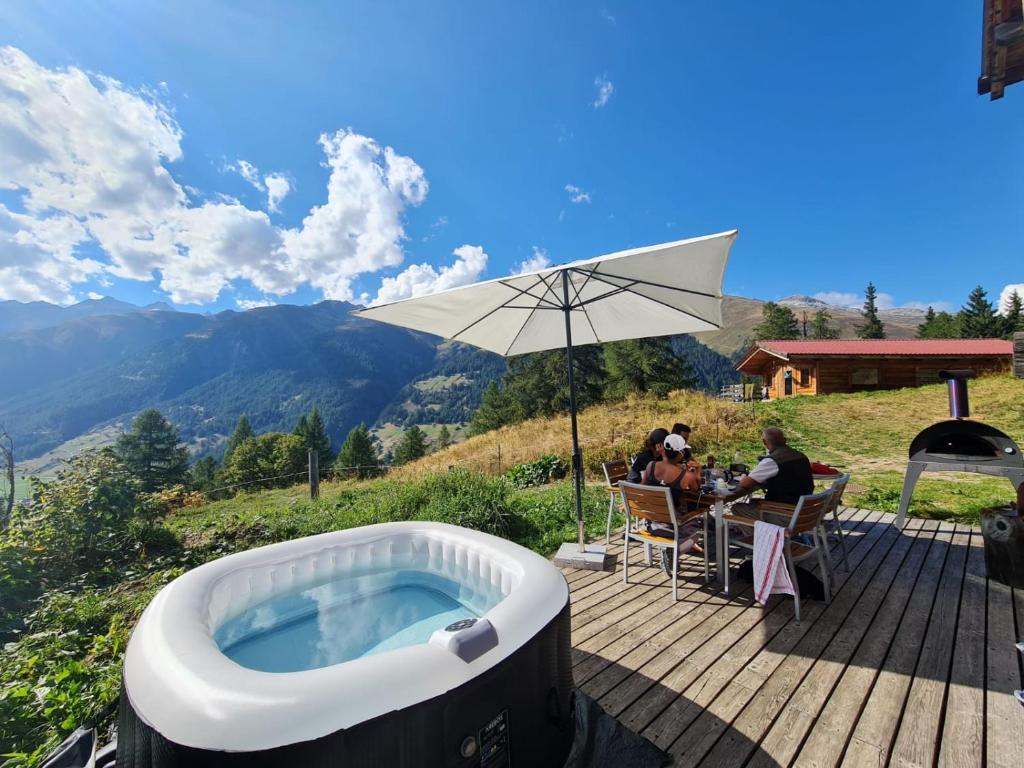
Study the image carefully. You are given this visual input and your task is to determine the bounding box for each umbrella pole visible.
[561,270,586,552]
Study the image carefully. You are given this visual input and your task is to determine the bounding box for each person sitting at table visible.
[671,423,692,444]
[642,433,704,564]
[720,427,814,518]
[627,427,669,483]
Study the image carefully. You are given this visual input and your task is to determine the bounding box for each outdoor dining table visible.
[707,483,752,590]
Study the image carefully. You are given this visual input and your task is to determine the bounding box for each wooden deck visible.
[562,509,1024,767]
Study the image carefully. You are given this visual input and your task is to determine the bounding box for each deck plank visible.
[888,527,971,767]
[685,520,937,768]
[839,523,952,767]
[985,573,1024,768]
[936,534,987,768]
[561,510,1005,768]
[751,521,950,768]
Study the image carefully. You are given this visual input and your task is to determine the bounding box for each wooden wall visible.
[1015,333,1024,379]
[762,354,1011,398]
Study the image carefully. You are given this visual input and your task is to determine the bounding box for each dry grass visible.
[394,374,1024,521]
[394,388,761,479]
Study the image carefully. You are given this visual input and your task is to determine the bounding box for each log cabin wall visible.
[1015,332,1024,379]
[782,354,1010,396]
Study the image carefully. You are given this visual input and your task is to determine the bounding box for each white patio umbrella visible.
[354,229,737,565]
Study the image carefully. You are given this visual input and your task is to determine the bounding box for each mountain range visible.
[0,293,925,469]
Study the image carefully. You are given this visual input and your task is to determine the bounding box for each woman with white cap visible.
[642,432,704,571]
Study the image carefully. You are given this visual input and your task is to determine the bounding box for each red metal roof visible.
[754,339,1013,357]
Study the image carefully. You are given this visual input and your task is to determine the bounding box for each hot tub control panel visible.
[429,617,499,662]
[476,708,510,767]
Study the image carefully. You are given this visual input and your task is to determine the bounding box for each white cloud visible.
[86,291,104,300]
[813,291,948,312]
[226,160,291,214]
[514,246,551,275]
[264,173,291,213]
[372,244,488,305]
[998,283,1024,315]
[600,9,616,23]
[236,297,276,310]
[565,184,591,204]
[0,48,428,305]
[593,75,614,108]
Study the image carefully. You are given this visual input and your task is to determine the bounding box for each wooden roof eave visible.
[735,344,789,374]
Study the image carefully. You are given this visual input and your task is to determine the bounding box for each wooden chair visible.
[721,487,835,622]
[602,458,630,544]
[619,481,706,601]
[822,474,851,571]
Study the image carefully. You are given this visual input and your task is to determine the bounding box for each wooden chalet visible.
[980,0,1024,99]
[736,339,1013,398]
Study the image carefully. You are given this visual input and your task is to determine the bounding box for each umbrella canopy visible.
[355,230,736,355]
[354,229,737,554]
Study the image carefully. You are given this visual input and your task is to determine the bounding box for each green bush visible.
[505,455,568,488]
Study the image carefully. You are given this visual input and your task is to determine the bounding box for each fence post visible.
[309,450,319,500]
[496,443,502,474]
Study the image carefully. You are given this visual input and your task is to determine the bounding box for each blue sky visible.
[1,0,1021,314]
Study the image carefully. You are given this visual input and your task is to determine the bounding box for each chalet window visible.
[851,368,879,386]
[799,368,811,387]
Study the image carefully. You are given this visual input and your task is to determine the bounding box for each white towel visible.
[753,520,795,604]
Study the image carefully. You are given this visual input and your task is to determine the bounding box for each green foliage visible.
[435,425,452,450]
[505,347,606,418]
[809,309,839,340]
[1002,290,1023,338]
[505,455,568,488]
[916,307,961,339]
[114,409,189,492]
[336,424,379,479]
[604,338,692,398]
[959,285,1000,338]
[468,382,524,435]
[754,302,800,340]
[856,282,886,339]
[393,425,428,465]
[188,456,219,492]
[294,406,333,464]
[220,433,307,490]
[223,415,254,463]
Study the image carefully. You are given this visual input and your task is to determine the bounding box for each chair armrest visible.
[720,514,756,527]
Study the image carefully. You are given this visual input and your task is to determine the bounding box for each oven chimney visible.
[939,369,974,419]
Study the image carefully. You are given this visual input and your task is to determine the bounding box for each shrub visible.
[505,455,567,488]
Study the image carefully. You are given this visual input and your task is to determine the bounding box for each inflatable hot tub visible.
[117,522,573,767]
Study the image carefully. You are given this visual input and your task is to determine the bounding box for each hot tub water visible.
[215,570,502,673]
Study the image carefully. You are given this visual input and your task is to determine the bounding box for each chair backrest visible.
[618,481,678,528]
[828,473,850,512]
[786,487,835,534]
[603,458,629,487]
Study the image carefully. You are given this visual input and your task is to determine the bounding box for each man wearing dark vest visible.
[722,427,814,517]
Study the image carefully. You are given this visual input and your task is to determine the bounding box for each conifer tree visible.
[504,347,606,418]
[468,383,522,435]
[753,302,800,340]
[603,337,693,398]
[436,424,452,450]
[809,309,839,339]
[115,409,190,492]
[393,425,428,465]
[224,415,254,463]
[337,424,379,479]
[856,282,886,339]
[959,285,1000,338]
[1000,290,1023,338]
[916,306,936,338]
[917,308,961,339]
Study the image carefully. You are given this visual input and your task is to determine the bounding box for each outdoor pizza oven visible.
[896,370,1024,527]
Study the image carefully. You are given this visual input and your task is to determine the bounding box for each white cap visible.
[663,433,688,452]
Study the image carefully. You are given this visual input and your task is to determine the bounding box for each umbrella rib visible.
[576,267,720,301]
[574,283,638,308]
[575,271,722,329]
[497,276,563,309]
[567,267,596,307]
[446,274,556,341]
[580,301,601,344]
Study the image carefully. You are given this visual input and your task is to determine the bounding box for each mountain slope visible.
[0,297,175,334]
[0,302,437,459]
